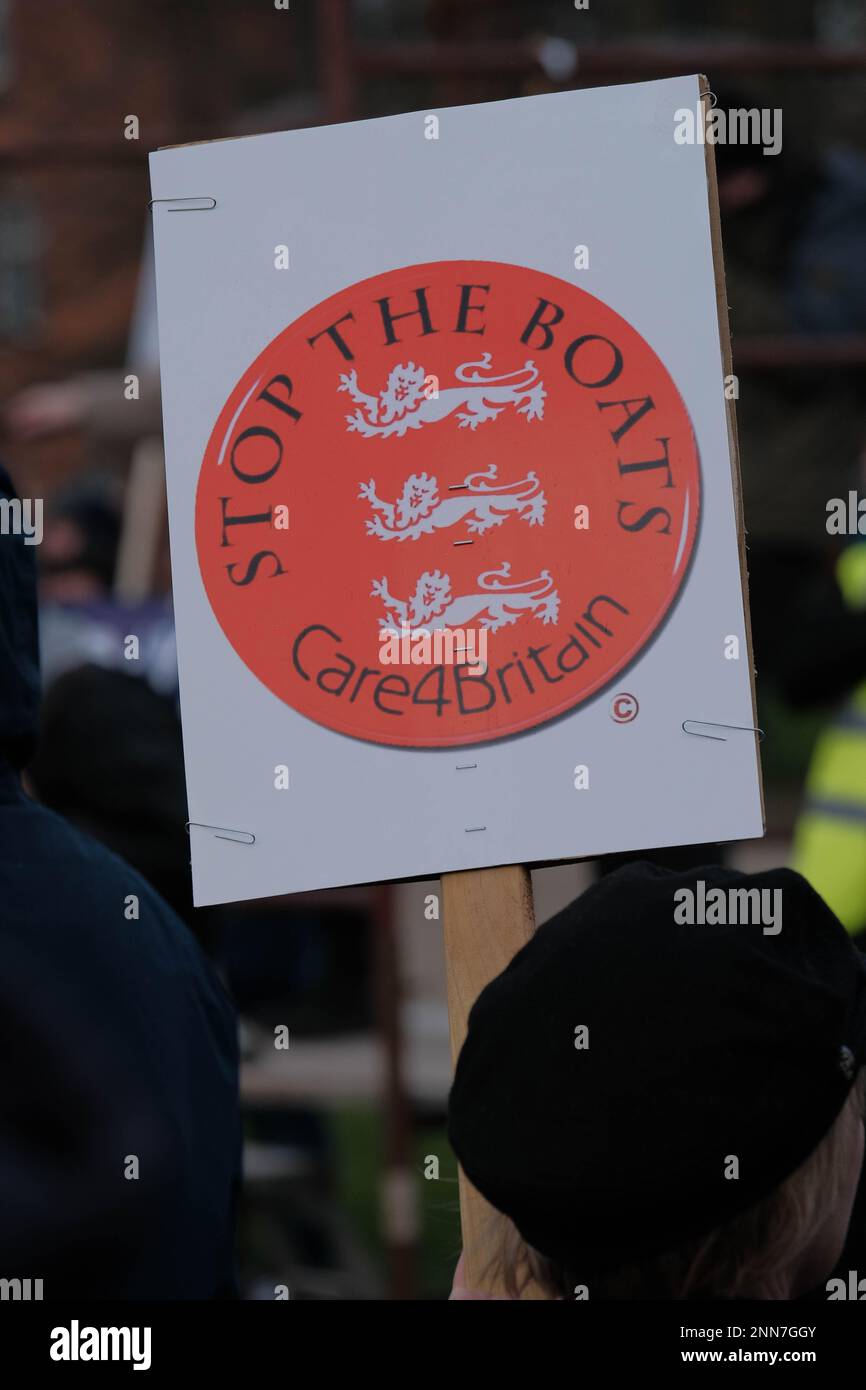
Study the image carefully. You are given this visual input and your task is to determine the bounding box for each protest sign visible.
[150,74,762,910]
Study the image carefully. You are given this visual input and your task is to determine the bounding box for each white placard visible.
[150,77,764,906]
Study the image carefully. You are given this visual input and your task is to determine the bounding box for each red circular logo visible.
[196,260,699,747]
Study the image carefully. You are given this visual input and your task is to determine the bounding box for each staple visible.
[682,720,764,743]
[149,196,217,212]
[186,820,255,844]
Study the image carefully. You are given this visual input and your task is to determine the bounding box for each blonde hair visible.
[485,1070,866,1300]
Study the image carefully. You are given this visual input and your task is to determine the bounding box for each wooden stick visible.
[113,437,166,601]
[441,864,539,1294]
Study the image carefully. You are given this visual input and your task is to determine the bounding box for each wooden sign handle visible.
[441,864,538,1294]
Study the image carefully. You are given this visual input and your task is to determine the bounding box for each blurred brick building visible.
[0,0,320,492]
[1,0,863,495]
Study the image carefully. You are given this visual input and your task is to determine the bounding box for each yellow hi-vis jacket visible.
[793,543,866,934]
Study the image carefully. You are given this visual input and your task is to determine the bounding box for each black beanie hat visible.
[447,862,866,1277]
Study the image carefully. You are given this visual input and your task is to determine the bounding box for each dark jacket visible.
[0,463,240,1298]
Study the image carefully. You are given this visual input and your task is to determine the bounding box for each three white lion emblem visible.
[371,563,560,633]
[340,353,545,438]
[359,464,546,540]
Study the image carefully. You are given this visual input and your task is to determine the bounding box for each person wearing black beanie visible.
[448,861,866,1300]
